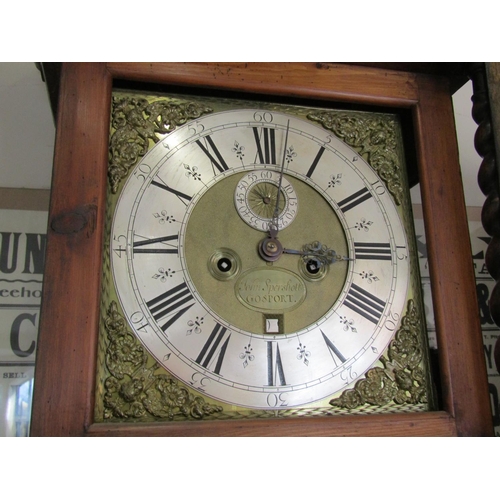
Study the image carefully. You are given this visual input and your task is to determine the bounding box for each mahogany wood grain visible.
[29,62,493,436]
[107,62,420,108]
[413,74,493,436]
[87,411,456,437]
[30,63,112,436]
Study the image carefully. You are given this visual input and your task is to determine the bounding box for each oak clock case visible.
[95,92,432,422]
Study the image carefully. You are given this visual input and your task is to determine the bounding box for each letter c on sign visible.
[10,313,36,357]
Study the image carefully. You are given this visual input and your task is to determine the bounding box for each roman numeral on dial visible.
[267,342,287,386]
[146,282,195,332]
[344,283,386,324]
[195,322,231,375]
[338,187,372,213]
[306,146,325,178]
[321,330,346,367]
[151,179,192,206]
[133,234,178,254]
[354,242,392,260]
[253,127,276,165]
[196,135,229,173]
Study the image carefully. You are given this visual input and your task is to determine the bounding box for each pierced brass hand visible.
[283,241,352,267]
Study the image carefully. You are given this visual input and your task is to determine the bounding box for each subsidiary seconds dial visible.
[234,169,298,231]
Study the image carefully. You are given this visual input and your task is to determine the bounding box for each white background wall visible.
[0,63,55,191]
[0,62,485,209]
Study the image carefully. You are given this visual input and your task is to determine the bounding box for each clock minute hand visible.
[269,119,291,239]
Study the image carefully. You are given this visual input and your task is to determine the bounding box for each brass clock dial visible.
[110,106,410,410]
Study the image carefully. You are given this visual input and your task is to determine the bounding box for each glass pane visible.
[0,209,47,437]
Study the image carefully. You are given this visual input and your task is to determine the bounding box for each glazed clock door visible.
[30,63,492,436]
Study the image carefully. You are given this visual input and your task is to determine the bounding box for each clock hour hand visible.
[283,241,352,267]
[259,121,291,262]
[258,235,284,262]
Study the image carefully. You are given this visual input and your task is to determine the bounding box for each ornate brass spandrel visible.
[307,111,404,205]
[329,299,429,410]
[100,301,223,421]
[108,95,213,194]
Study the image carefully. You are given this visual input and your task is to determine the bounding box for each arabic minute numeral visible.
[190,372,210,392]
[188,121,205,135]
[130,311,149,331]
[397,245,408,260]
[112,234,127,258]
[253,111,274,123]
[371,179,386,196]
[340,366,358,386]
[134,163,152,182]
[384,311,401,332]
[266,392,288,408]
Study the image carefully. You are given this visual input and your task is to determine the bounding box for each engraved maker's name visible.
[235,269,306,312]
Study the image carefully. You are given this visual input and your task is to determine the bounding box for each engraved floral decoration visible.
[307,111,404,205]
[240,344,255,368]
[296,342,311,366]
[153,210,176,224]
[286,145,297,165]
[354,218,373,232]
[233,141,245,162]
[102,301,222,421]
[187,316,204,335]
[359,270,379,284]
[184,163,202,181]
[108,96,213,194]
[152,267,175,282]
[329,299,428,409]
[328,173,343,189]
[339,316,357,333]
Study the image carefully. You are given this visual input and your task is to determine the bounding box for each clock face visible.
[111,108,409,409]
